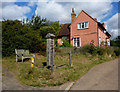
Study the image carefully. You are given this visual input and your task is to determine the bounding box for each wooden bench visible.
[15,49,35,62]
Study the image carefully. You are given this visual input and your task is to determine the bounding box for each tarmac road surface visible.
[70,58,119,90]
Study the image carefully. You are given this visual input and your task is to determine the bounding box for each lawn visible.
[2,52,116,87]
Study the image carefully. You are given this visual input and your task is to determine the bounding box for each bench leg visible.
[34,55,35,61]
[22,57,23,62]
[16,55,18,62]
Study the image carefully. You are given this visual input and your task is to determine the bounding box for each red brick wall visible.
[70,11,98,47]
[57,38,63,45]
[98,27,110,46]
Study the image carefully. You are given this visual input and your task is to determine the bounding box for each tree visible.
[25,15,48,30]
[111,36,120,47]
[2,20,45,57]
[39,26,56,39]
[51,21,61,36]
[2,16,61,57]
[39,21,61,39]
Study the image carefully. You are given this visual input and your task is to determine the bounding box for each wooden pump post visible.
[46,33,55,70]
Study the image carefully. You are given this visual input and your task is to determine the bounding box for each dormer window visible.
[78,22,88,29]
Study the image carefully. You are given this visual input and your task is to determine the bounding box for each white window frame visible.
[99,37,101,45]
[107,39,110,46]
[73,37,81,48]
[77,22,88,29]
[108,41,109,46]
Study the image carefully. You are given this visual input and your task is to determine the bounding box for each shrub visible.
[114,48,120,56]
[97,46,114,56]
[2,20,46,57]
[73,44,115,57]
[88,44,98,55]
[97,47,104,55]
[59,38,72,47]
[54,47,61,53]
[79,44,98,55]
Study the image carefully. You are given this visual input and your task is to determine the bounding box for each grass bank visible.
[2,52,116,87]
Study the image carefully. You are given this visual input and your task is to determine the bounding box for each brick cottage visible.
[57,8,111,47]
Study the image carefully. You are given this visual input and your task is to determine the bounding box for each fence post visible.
[69,51,72,67]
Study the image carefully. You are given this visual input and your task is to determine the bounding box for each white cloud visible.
[35,1,113,24]
[27,0,38,6]
[28,2,36,6]
[105,13,119,39]
[38,0,113,2]
[2,3,31,20]
[2,0,17,2]
[35,1,69,23]
[0,2,2,20]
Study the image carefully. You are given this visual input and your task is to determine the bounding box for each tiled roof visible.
[57,23,71,37]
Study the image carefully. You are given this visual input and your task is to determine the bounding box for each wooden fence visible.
[54,51,72,67]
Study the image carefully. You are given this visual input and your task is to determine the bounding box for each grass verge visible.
[2,53,116,87]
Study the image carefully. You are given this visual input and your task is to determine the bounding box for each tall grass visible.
[2,44,118,87]
[2,51,116,87]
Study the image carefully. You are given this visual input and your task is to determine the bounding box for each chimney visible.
[94,18,97,22]
[101,22,105,28]
[71,8,76,23]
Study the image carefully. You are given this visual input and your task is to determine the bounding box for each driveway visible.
[70,58,119,90]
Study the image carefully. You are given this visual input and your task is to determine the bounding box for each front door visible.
[73,37,80,47]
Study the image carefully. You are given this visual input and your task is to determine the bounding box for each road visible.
[70,58,119,90]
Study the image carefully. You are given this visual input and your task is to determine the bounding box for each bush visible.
[97,46,114,56]
[79,44,98,55]
[59,38,72,47]
[114,48,120,56]
[73,44,115,57]
[88,44,98,55]
[54,47,61,53]
[2,20,46,57]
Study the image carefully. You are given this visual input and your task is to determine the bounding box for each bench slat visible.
[15,49,35,62]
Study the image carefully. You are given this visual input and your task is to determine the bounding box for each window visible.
[99,37,101,45]
[78,22,88,29]
[108,41,109,46]
[73,37,80,47]
[107,39,110,46]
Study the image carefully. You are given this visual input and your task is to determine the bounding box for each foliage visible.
[25,15,48,30]
[24,15,61,35]
[59,37,72,47]
[2,16,61,57]
[54,38,59,47]
[39,26,55,39]
[2,20,46,57]
[114,48,120,56]
[51,21,61,36]
[39,23,60,43]
[77,44,98,55]
[73,44,115,57]
[111,35,120,47]
[97,46,114,56]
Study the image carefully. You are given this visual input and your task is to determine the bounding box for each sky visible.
[1,0,119,39]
